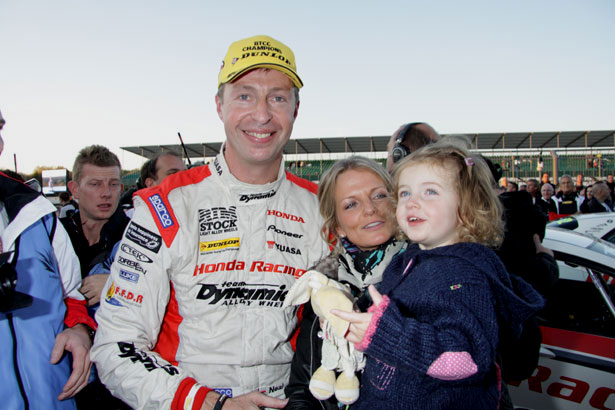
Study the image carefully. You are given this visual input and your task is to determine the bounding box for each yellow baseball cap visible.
[218,35,303,89]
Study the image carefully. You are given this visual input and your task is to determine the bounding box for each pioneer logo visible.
[267,210,305,223]
[267,224,303,239]
[196,282,287,307]
[199,207,238,235]
[239,189,276,203]
[148,194,174,228]
[120,244,153,263]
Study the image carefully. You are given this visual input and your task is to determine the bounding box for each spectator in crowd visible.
[141,152,187,188]
[536,183,558,218]
[519,182,527,191]
[555,174,583,215]
[607,174,615,201]
[88,152,188,294]
[60,145,131,409]
[58,191,78,218]
[526,179,540,204]
[120,153,188,218]
[506,181,519,192]
[0,109,97,409]
[91,35,330,410]
[584,182,613,213]
[385,122,440,172]
[61,146,130,300]
[579,184,593,213]
[285,156,406,409]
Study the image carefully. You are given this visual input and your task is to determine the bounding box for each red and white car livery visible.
[509,228,615,409]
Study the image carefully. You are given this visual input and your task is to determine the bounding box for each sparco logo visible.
[239,189,276,203]
[266,241,302,255]
[148,194,174,228]
[199,207,238,235]
[267,225,303,239]
[117,255,147,274]
[214,157,223,176]
[125,222,162,253]
[196,281,287,307]
[120,244,153,263]
[267,210,305,223]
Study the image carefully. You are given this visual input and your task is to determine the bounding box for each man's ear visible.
[67,180,79,199]
[215,95,224,121]
[293,100,300,120]
[144,178,155,188]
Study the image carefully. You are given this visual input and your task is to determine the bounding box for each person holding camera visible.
[0,109,97,409]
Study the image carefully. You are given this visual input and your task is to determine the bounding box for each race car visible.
[548,213,615,245]
[509,227,615,410]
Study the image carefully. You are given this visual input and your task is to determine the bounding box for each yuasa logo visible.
[148,194,174,228]
[266,241,302,255]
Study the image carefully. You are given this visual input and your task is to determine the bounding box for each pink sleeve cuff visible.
[426,351,478,380]
[356,295,390,351]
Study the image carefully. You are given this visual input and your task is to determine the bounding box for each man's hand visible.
[50,323,92,400]
[331,285,383,345]
[201,391,287,410]
[80,273,109,306]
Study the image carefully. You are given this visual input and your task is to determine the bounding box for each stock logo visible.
[125,222,162,253]
[199,207,238,236]
[148,194,175,228]
[239,189,276,203]
[196,281,288,307]
[120,244,153,263]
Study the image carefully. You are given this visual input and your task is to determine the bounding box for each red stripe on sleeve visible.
[153,283,183,365]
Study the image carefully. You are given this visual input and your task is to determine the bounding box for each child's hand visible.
[331,285,384,345]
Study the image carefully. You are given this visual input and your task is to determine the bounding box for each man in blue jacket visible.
[0,109,97,409]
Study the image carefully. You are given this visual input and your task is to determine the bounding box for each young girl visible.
[333,141,544,410]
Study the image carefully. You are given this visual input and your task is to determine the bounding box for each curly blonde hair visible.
[391,139,504,248]
[318,156,394,246]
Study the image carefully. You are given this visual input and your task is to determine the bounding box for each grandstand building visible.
[121,129,615,187]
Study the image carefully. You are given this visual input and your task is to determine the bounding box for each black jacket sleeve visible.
[284,303,338,410]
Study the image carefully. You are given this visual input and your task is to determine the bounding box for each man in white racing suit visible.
[91,35,330,410]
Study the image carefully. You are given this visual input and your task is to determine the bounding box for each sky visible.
[1,0,614,174]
